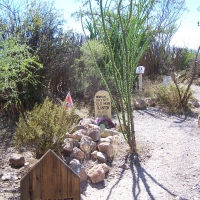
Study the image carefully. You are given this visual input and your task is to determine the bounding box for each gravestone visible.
[94,90,111,118]
[163,75,171,86]
[20,149,80,200]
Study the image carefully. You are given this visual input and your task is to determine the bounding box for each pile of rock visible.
[6,118,122,184]
[63,118,122,183]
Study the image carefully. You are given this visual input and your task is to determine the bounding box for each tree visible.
[139,0,187,76]
[0,33,42,112]
[148,0,200,115]
[79,0,155,153]
[0,0,67,107]
[73,40,105,99]
[155,43,200,114]
[0,0,85,108]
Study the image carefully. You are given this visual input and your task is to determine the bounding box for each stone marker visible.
[94,90,111,118]
[163,75,171,86]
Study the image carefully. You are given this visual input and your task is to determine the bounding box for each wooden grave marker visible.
[94,90,111,118]
[20,149,80,200]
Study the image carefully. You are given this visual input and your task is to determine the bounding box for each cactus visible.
[99,123,109,137]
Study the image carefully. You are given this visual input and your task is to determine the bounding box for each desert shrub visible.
[131,78,158,101]
[14,97,78,158]
[153,83,192,113]
[142,78,158,98]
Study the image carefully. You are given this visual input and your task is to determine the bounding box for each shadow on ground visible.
[136,107,199,126]
[104,154,188,200]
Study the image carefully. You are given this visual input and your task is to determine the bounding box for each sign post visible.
[136,66,145,95]
[139,74,143,93]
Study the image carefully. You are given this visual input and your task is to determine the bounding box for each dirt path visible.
[81,108,200,200]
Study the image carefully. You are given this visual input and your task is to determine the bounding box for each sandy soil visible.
[0,86,200,200]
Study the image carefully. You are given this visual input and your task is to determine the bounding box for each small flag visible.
[65,92,73,109]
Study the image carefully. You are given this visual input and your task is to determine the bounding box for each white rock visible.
[98,142,113,158]
[91,151,98,159]
[88,163,110,183]
[97,152,107,162]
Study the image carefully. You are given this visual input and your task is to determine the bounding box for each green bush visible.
[153,83,192,114]
[14,97,78,158]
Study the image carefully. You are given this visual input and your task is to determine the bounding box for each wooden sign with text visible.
[94,90,111,118]
[136,66,145,74]
[20,149,80,200]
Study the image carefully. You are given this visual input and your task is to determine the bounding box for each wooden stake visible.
[139,73,143,95]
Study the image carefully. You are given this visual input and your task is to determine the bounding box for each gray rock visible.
[70,147,85,161]
[87,129,101,142]
[73,129,87,139]
[90,141,97,152]
[69,158,80,166]
[63,140,73,152]
[88,163,110,183]
[9,156,25,167]
[98,142,114,158]
[69,159,88,182]
[91,151,98,159]
[134,98,146,109]
[97,152,107,162]
[66,129,86,140]
[73,140,80,148]
[145,97,156,107]
[193,101,199,108]
[80,136,93,154]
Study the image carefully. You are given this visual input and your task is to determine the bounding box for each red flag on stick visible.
[65,92,73,109]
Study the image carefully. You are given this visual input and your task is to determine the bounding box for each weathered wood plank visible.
[20,149,80,200]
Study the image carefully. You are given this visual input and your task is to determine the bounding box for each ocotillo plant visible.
[81,0,155,153]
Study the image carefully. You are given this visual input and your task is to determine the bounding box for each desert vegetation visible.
[0,0,200,157]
